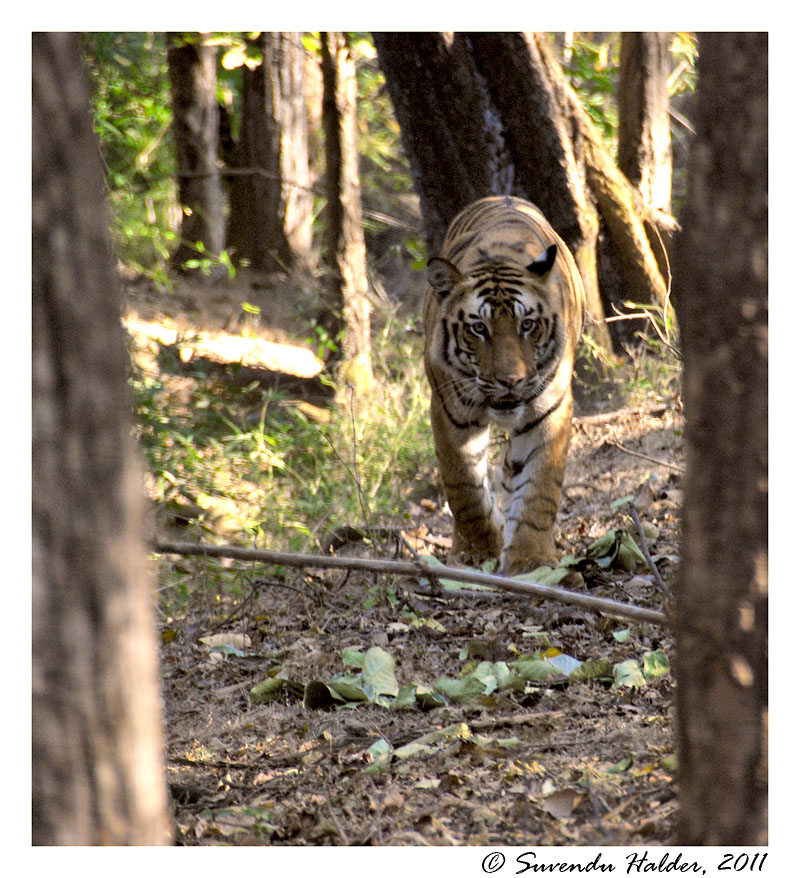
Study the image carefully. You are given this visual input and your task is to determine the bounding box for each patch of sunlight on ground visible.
[124,316,324,378]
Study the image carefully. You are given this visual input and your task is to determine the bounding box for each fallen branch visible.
[152,538,669,627]
[610,440,685,473]
[575,406,667,427]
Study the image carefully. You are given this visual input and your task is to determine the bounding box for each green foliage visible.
[667,33,698,98]
[349,33,414,195]
[555,31,698,155]
[560,33,620,148]
[82,33,177,286]
[130,308,435,579]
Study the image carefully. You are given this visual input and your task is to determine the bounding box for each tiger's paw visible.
[499,555,559,577]
[499,540,559,577]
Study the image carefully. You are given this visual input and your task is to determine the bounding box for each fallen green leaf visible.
[341,647,365,668]
[513,565,572,585]
[363,737,393,773]
[569,658,612,682]
[604,756,633,774]
[250,677,287,705]
[511,658,565,682]
[643,649,670,679]
[433,674,487,703]
[613,659,646,688]
[416,555,497,592]
[326,674,369,702]
[362,646,399,698]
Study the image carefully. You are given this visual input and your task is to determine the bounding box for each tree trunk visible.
[371,32,513,254]
[32,32,171,845]
[375,32,674,354]
[618,32,673,213]
[520,34,672,331]
[167,32,225,271]
[672,31,768,846]
[227,32,313,273]
[319,32,374,394]
[467,32,610,353]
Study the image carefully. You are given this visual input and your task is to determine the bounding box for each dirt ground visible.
[126,271,682,847]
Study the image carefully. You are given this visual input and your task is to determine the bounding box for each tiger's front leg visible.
[429,396,504,565]
[498,395,573,575]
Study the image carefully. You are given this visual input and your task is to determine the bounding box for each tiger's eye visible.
[472,321,488,338]
[520,318,536,333]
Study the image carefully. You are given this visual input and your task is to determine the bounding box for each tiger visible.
[423,195,585,575]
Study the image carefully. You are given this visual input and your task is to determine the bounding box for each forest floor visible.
[124,268,683,847]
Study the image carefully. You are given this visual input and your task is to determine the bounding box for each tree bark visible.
[374,32,673,354]
[320,32,374,393]
[522,35,672,322]
[32,32,171,845]
[227,32,313,273]
[467,32,609,352]
[371,32,513,254]
[672,31,768,846]
[618,32,673,213]
[167,32,225,271]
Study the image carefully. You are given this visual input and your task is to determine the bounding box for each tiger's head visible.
[425,245,562,422]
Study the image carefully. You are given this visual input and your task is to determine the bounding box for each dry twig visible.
[627,504,668,594]
[610,440,684,474]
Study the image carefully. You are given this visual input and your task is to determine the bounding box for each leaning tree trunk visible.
[618,32,673,214]
[672,32,768,845]
[227,32,313,273]
[32,32,171,845]
[473,34,672,343]
[167,32,225,272]
[319,31,374,394]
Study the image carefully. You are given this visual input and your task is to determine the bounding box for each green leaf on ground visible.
[643,649,670,678]
[613,659,647,688]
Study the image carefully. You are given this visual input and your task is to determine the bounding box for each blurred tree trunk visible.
[375,32,674,354]
[618,32,673,214]
[320,32,374,394]
[32,32,171,845]
[227,32,313,273]
[672,31,768,846]
[167,32,225,272]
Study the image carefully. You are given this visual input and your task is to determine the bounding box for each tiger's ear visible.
[527,244,558,278]
[426,257,464,297]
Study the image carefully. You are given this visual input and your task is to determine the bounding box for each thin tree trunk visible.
[618,32,673,213]
[32,32,171,845]
[320,32,373,393]
[227,32,313,273]
[672,31,768,846]
[167,32,225,271]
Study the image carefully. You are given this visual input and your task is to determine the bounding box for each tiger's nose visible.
[496,372,524,390]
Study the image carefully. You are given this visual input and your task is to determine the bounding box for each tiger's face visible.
[426,246,561,423]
